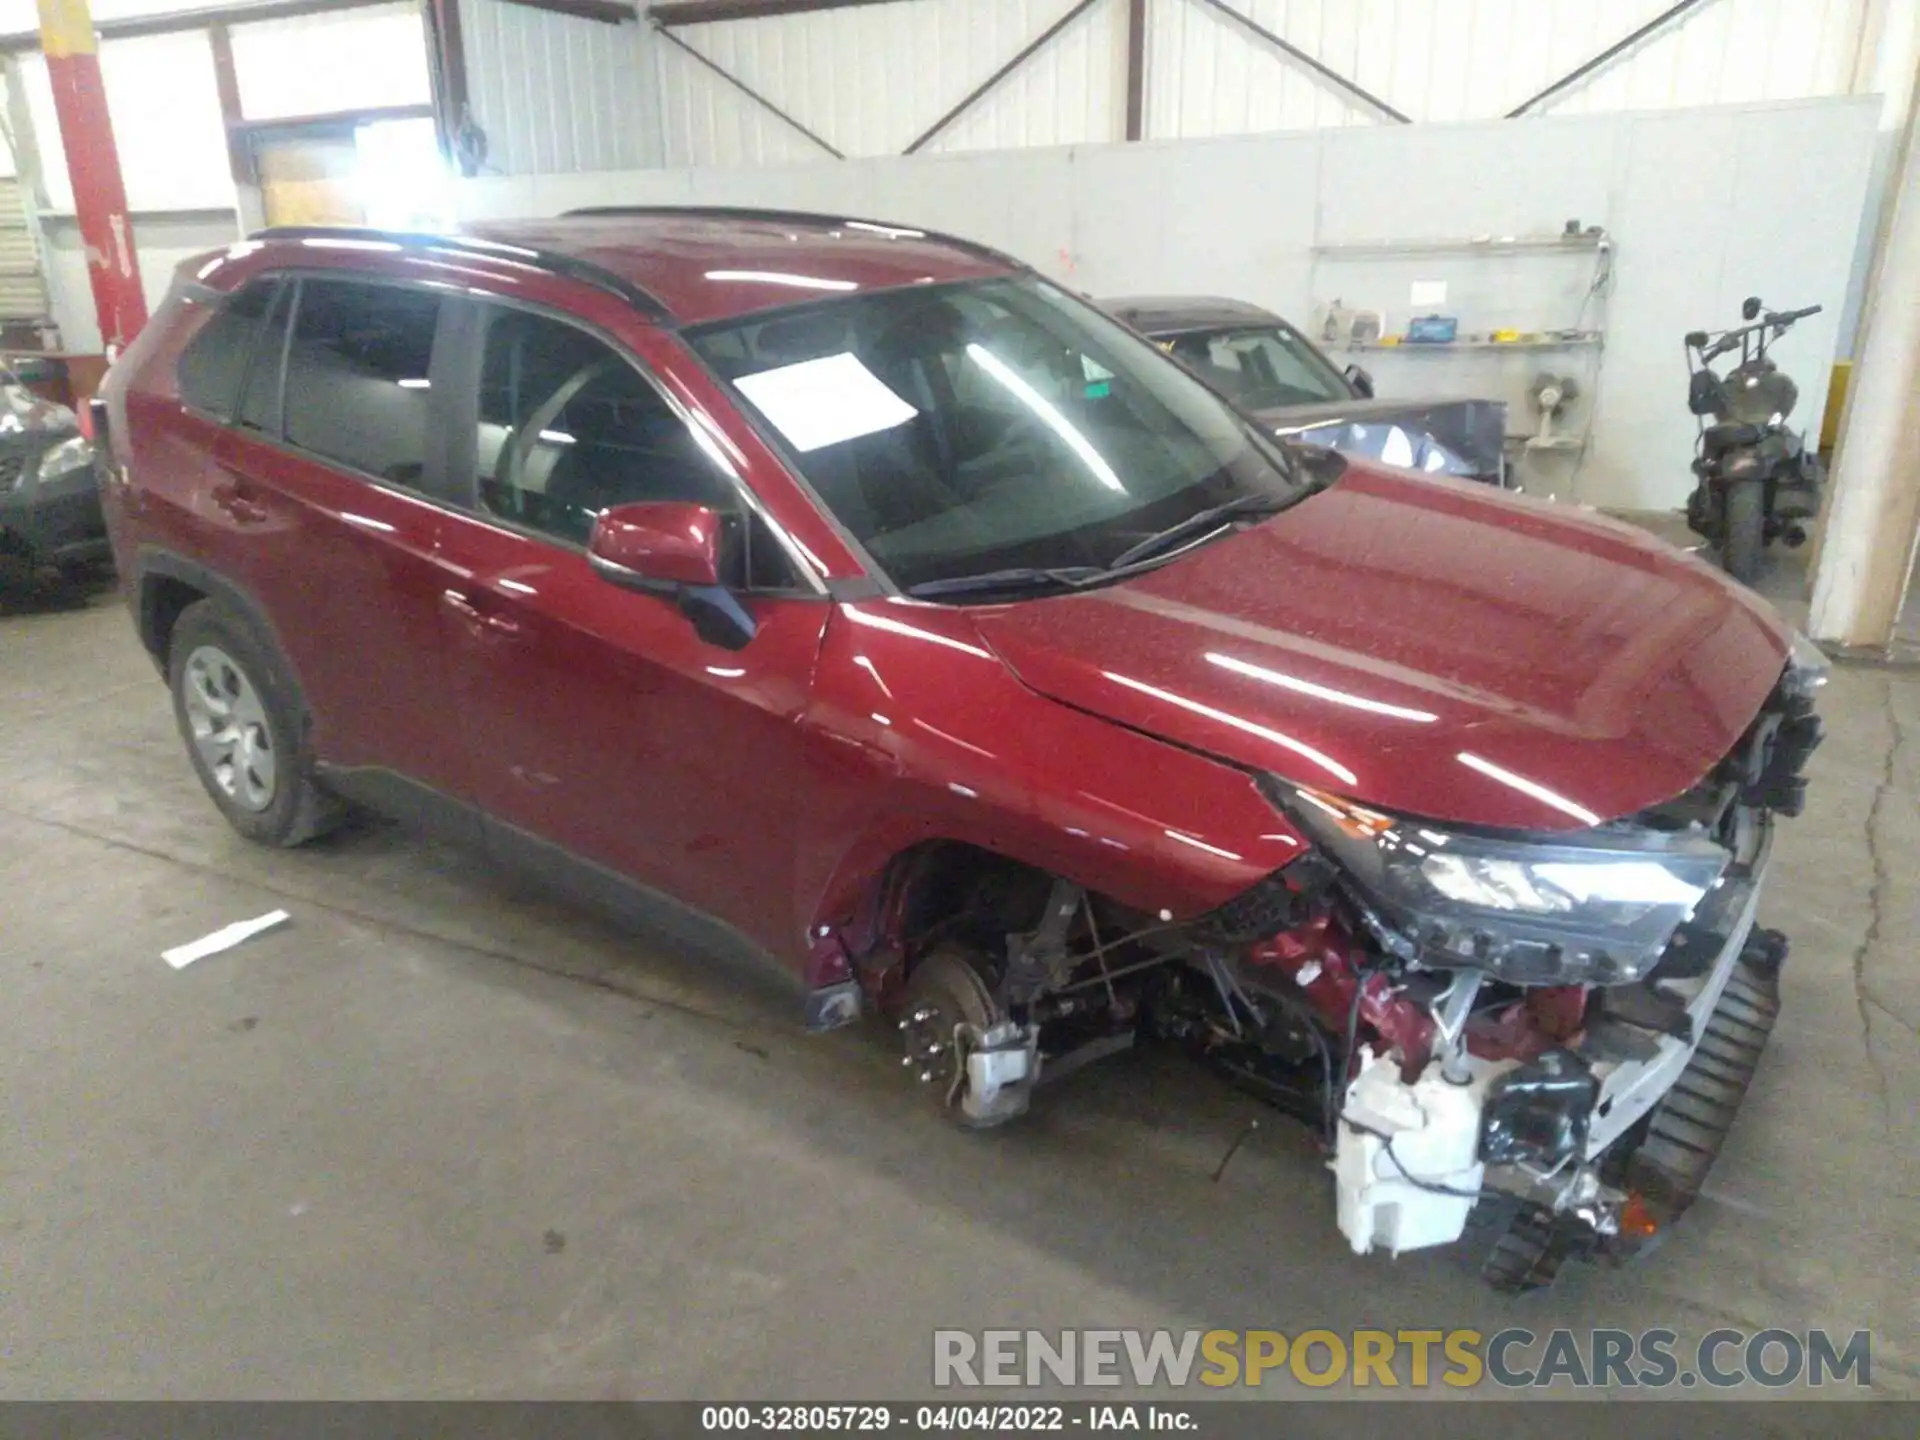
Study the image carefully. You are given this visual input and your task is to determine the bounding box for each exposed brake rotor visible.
[898,946,1001,1109]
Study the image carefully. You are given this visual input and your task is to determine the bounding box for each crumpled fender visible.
[790,599,1305,953]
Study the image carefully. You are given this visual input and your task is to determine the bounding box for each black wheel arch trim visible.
[132,547,312,721]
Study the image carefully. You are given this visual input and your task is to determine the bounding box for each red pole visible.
[36,0,146,352]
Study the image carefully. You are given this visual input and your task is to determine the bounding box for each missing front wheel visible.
[897,944,1039,1129]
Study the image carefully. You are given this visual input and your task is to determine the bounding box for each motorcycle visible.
[1683,297,1826,584]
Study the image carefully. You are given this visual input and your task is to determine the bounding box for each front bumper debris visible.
[1334,819,1781,1284]
[1578,820,1770,1156]
[1478,926,1784,1292]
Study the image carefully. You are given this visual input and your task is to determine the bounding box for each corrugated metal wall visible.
[1149,0,1874,135]
[0,177,47,320]
[463,0,660,174]
[462,0,1892,176]
[653,0,1121,164]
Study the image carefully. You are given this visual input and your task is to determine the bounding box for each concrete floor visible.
[1,565,1916,1405]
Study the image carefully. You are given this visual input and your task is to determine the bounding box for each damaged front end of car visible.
[1237,637,1824,1288]
[859,639,1824,1293]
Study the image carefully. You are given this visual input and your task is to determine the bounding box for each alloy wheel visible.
[182,644,277,813]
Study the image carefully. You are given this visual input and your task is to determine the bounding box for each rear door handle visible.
[211,475,269,525]
[441,587,525,639]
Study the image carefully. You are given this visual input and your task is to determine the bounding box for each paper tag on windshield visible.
[734,351,918,453]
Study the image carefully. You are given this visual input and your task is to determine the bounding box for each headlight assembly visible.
[1783,630,1829,703]
[1277,784,1728,986]
[33,435,95,485]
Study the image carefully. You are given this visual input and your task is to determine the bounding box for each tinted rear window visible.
[176,279,279,417]
[282,279,442,488]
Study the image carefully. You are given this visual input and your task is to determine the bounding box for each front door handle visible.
[440,588,525,639]
[211,476,268,525]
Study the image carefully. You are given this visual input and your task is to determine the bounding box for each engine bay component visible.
[1002,877,1085,1004]
[1143,967,1332,1128]
[1193,853,1334,943]
[1431,969,1484,1082]
[1478,1048,1599,1170]
[1335,1052,1491,1256]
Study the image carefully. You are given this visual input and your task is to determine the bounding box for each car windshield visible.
[1164,324,1351,411]
[687,277,1309,593]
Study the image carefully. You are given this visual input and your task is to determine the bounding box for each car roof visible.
[1101,294,1287,335]
[458,208,1020,326]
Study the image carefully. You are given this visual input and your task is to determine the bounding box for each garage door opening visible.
[254,116,450,231]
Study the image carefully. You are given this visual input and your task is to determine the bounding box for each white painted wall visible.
[455,97,1880,514]
[36,213,238,351]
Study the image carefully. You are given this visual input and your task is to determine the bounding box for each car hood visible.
[970,463,1791,832]
[1257,395,1506,481]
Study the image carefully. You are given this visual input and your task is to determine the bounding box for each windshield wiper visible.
[1106,491,1293,571]
[904,565,1106,600]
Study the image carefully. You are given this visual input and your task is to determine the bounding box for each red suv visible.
[97,208,1823,1289]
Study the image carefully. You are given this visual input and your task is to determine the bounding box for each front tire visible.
[1721,481,1765,584]
[168,600,343,847]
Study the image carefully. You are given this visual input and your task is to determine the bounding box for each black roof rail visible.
[559,204,1029,273]
[248,225,674,322]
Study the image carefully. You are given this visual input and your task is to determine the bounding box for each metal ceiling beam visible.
[903,0,1101,155]
[1124,0,1146,140]
[503,0,634,23]
[425,0,473,171]
[651,0,905,25]
[1506,0,1717,118]
[652,20,845,158]
[1188,0,1409,124]
[206,20,250,184]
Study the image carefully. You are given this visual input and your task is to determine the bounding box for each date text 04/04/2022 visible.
[698,1404,1194,1432]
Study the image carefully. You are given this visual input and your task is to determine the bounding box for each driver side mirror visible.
[1344,364,1375,399]
[1742,296,1763,321]
[588,501,757,651]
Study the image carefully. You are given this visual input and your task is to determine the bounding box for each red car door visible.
[208,274,474,827]
[431,300,829,954]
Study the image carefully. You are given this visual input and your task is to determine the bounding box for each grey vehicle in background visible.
[0,369,103,582]
[1104,295,1509,488]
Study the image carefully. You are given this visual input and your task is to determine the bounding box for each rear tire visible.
[168,599,343,847]
[1721,481,1765,584]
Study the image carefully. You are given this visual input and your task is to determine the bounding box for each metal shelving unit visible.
[1311,233,1609,258]
[1340,333,1603,353]
[1309,229,1613,476]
